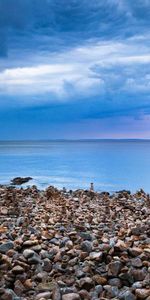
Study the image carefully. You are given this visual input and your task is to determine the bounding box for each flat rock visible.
[35,291,51,300]
[62,293,81,300]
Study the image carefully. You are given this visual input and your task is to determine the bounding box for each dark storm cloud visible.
[0,0,150,57]
[0,0,150,139]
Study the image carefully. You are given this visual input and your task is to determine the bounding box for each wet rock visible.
[11,177,32,185]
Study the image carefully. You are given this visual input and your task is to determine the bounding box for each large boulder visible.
[11,177,32,185]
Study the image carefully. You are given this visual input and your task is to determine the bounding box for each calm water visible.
[0,140,150,192]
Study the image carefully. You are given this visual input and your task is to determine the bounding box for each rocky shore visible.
[0,185,150,300]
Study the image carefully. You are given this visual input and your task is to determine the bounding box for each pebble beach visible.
[0,185,150,300]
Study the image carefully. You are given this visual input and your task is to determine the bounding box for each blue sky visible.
[0,0,150,139]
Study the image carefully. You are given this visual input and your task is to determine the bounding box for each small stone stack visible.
[0,186,150,300]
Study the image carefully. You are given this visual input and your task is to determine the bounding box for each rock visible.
[1,208,8,215]
[131,269,147,281]
[23,249,41,264]
[24,279,33,289]
[132,282,143,289]
[131,226,147,236]
[93,275,107,285]
[62,293,81,300]
[1,289,20,300]
[81,241,92,253]
[119,290,136,300]
[0,242,14,254]
[79,290,91,299]
[131,257,143,267]
[23,249,35,259]
[89,251,103,261]
[108,261,122,276]
[94,285,103,296]
[16,217,25,227]
[0,185,149,300]
[52,286,61,300]
[108,278,122,288]
[80,232,93,241]
[35,291,51,300]
[128,247,143,257]
[135,289,150,299]
[11,266,24,274]
[11,177,32,185]
[28,255,41,264]
[104,285,119,298]
[79,277,94,291]
[61,287,77,295]
[14,280,25,296]
[115,240,127,252]
[43,258,52,272]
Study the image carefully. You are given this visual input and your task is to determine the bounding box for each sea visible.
[0,140,150,193]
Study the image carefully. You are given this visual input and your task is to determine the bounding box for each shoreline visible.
[0,185,150,300]
[0,180,148,195]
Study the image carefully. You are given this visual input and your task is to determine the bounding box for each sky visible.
[0,0,150,140]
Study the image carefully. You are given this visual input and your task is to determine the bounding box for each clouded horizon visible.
[0,0,150,139]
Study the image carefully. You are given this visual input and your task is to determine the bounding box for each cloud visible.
[0,62,103,99]
[0,0,150,58]
[0,0,150,137]
[0,36,149,104]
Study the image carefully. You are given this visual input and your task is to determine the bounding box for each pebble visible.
[81,241,92,253]
[23,249,35,259]
[62,293,81,300]
[0,242,14,254]
[0,186,149,300]
[119,290,136,300]
[135,289,150,299]
[108,261,122,276]
[35,291,51,299]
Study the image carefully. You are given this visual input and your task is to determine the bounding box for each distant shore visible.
[0,185,150,299]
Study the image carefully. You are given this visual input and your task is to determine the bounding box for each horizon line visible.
[0,138,150,142]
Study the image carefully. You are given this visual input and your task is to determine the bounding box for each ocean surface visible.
[0,140,150,192]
